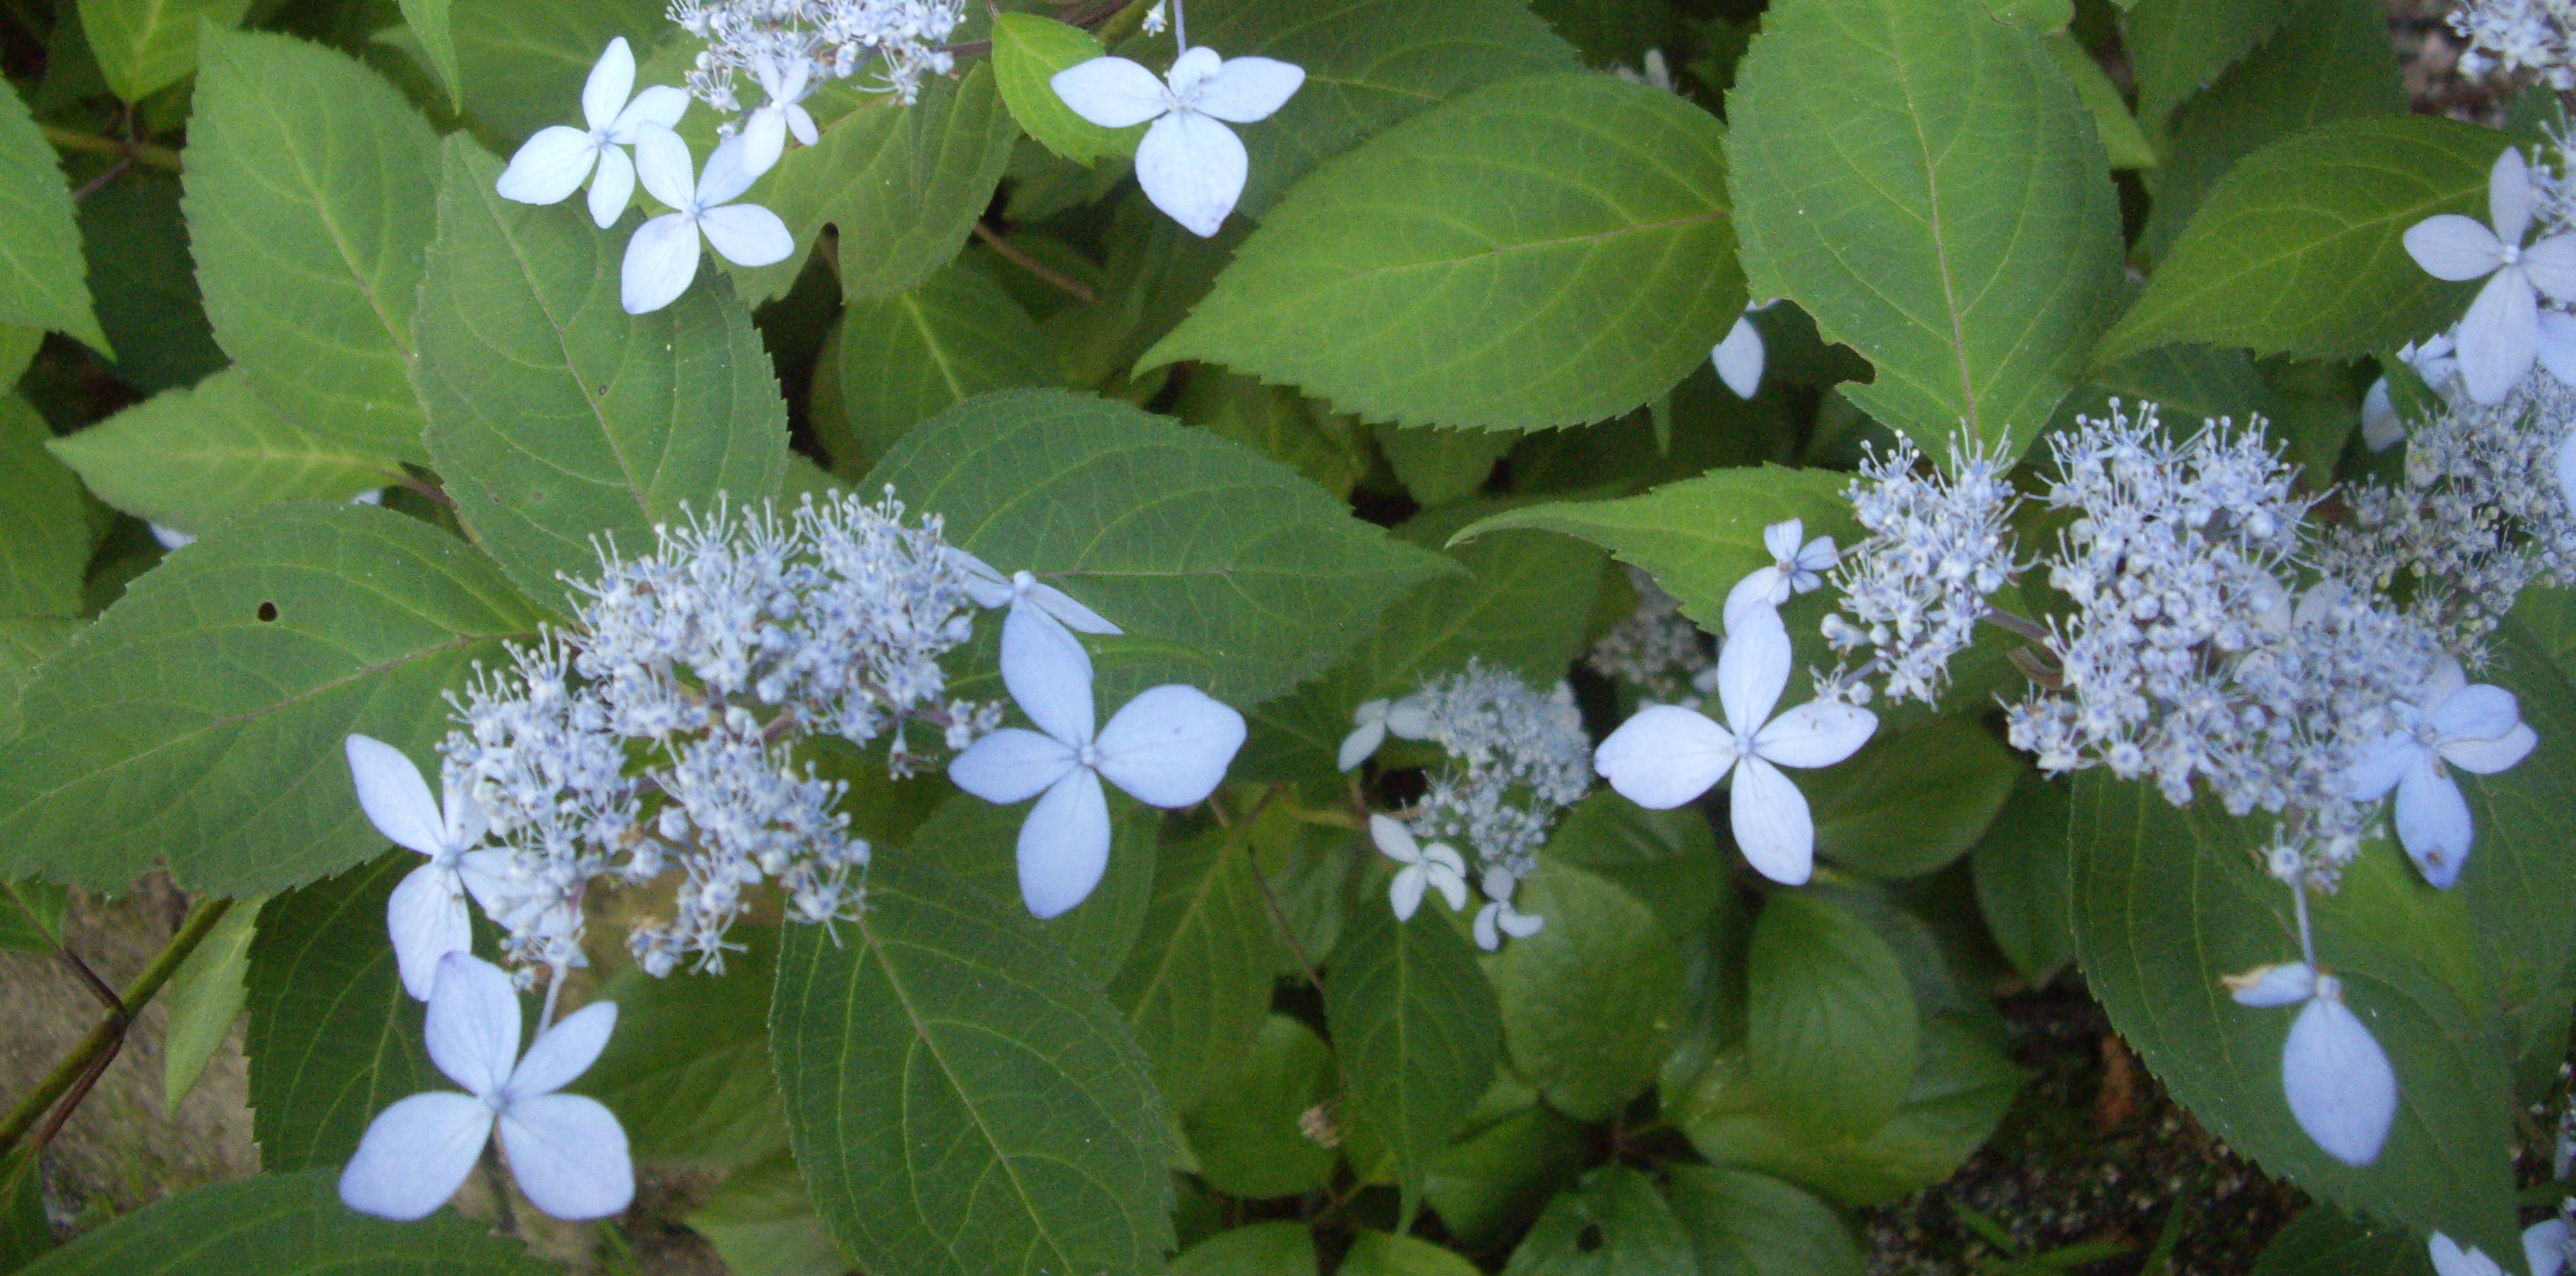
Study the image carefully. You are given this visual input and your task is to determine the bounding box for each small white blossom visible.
[2404,148,2576,403]
[2361,335,2461,451]
[1594,604,1877,885]
[1393,664,1592,885]
[2345,656,2537,887]
[1821,434,2021,706]
[1051,47,1304,237]
[496,38,691,228]
[950,549,1123,644]
[738,52,819,175]
[1370,814,1467,922]
[1712,311,1765,399]
[1140,0,1168,35]
[2450,0,2576,88]
[1612,48,1674,93]
[1722,518,1837,633]
[948,612,1245,919]
[2224,961,2395,1168]
[1472,868,1544,952]
[345,735,505,1001]
[2428,1222,2572,1276]
[1337,693,1430,772]
[621,129,794,315]
[340,953,632,1221]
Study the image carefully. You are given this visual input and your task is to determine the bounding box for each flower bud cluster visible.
[1399,662,1593,891]
[669,0,961,112]
[443,490,996,979]
[1821,434,2022,705]
[2450,0,2576,88]
[1585,568,1712,700]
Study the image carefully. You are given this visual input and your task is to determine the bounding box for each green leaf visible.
[447,0,666,144]
[582,928,788,1172]
[1183,1016,1340,1200]
[1536,789,1729,943]
[1109,827,1276,1113]
[2250,1205,2435,1276]
[1422,1104,1589,1248]
[770,857,1175,1276]
[0,326,40,389]
[0,397,88,620]
[15,1169,553,1275]
[1744,892,1918,1138]
[1664,1165,1866,1276]
[732,65,1020,304]
[162,894,263,1115]
[242,853,434,1171]
[1147,0,1580,220]
[0,81,109,354]
[76,0,250,101]
[49,371,405,535]
[2118,0,2293,124]
[2096,116,2502,366]
[1341,1232,1484,1276]
[0,503,544,895]
[1500,1167,1694,1276]
[2046,35,2153,171]
[397,0,463,110]
[864,389,1455,706]
[1167,1224,1318,1276]
[1453,465,1856,633]
[906,789,1160,986]
[76,171,226,394]
[1969,772,2076,985]
[1167,371,1371,500]
[415,137,789,609]
[1375,426,1515,509]
[1805,717,2020,879]
[991,16,1138,165]
[1486,862,1683,1122]
[685,1152,850,1276]
[1324,897,1504,1214]
[2135,0,2404,262]
[820,261,1053,476]
[2068,769,2524,1257]
[1237,503,1609,782]
[1,1147,46,1272]
[0,876,66,953]
[184,27,438,462]
[1144,73,1739,431]
[1728,0,2123,457]
[1527,0,1674,66]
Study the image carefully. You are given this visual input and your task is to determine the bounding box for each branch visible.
[42,125,181,172]
[0,897,234,1156]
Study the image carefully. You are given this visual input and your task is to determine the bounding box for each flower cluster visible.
[2450,0,2576,88]
[1585,568,1711,700]
[1820,435,2022,706]
[671,0,962,111]
[2402,145,2576,403]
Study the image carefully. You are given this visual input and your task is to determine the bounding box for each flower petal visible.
[499,1092,634,1220]
[2222,960,2315,1007]
[587,142,635,229]
[696,135,765,207]
[2395,759,2476,888]
[1384,695,1431,739]
[1722,567,1788,634]
[788,103,818,147]
[1473,903,1501,951]
[1729,756,1815,886]
[1389,866,1427,921]
[631,125,695,210]
[388,863,471,1001]
[1369,813,1421,864]
[2360,377,2406,451]
[1093,684,1248,807]
[1751,700,1878,769]
[739,107,788,179]
[1715,602,1791,737]
[495,126,600,206]
[1191,55,1306,124]
[2523,234,2576,299]
[2493,145,2535,246]
[1712,316,1765,398]
[339,1092,491,1220]
[2429,1236,2507,1276]
[510,1001,616,1097]
[2404,213,2506,281]
[1026,580,1121,634]
[2443,722,2536,776]
[609,85,690,141]
[2541,310,2576,387]
[1001,604,1097,746]
[698,203,794,268]
[948,727,1080,804]
[2562,433,2576,514]
[620,212,702,315]
[1760,519,1802,563]
[442,775,487,853]
[1165,46,1224,96]
[2430,681,2522,744]
[1051,56,1171,129]
[2527,1220,2570,1276]
[583,37,637,133]
[2282,990,2397,1167]
[1429,861,1469,912]
[347,735,448,857]
[1018,769,1111,919]
[1338,717,1388,772]
[1499,905,1544,939]
[425,952,520,1097]
[1594,705,1736,808]
[1135,109,1248,239]
[2458,268,2540,403]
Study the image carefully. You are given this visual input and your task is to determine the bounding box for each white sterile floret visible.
[1594,604,1877,885]
[340,953,633,1221]
[1712,309,1765,399]
[496,38,691,228]
[1396,664,1592,885]
[345,735,506,1001]
[2222,961,2395,1167]
[1722,518,1838,633]
[621,128,794,314]
[2361,335,2462,452]
[1822,434,2021,706]
[738,52,819,175]
[2344,656,2537,888]
[1370,814,1467,921]
[1472,867,1544,952]
[2403,147,2576,403]
[2430,1222,2574,1276]
[949,548,1123,643]
[948,612,1245,919]
[1051,47,1305,237]
[1337,693,1431,771]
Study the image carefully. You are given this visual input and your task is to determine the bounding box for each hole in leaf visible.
[1575,1224,1604,1253]
[256,602,278,623]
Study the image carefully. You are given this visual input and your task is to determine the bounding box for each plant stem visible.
[971,222,1098,304]
[0,897,234,1156]
[41,125,181,172]
[1979,606,2053,645]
